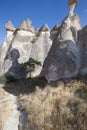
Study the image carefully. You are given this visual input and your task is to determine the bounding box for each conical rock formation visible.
[0,19,53,78]
[18,18,35,33]
[41,12,81,82]
[5,21,15,31]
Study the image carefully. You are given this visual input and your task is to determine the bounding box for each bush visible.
[21,58,41,71]
[0,76,7,84]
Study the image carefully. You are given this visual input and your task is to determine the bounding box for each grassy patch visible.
[18,80,87,130]
[0,76,7,84]
[66,80,87,99]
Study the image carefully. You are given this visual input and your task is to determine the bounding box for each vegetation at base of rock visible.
[0,75,19,84]
[21,58,42,71]
[0,76,7,84]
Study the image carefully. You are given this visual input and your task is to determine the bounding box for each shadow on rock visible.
[5,48,27,80]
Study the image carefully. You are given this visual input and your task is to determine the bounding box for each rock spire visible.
[68,0,78,17]
[39,24,49,32]
[18,18,35,33]
[5,21,15,31]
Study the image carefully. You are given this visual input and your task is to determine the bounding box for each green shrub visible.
[21,58,42,71]
[0,76,7,84]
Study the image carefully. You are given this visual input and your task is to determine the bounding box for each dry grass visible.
[18,80,87,130]
[1,78,87,130]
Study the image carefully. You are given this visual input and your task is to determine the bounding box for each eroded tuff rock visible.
[68,0,78,17]
[5,21,15,31]
[0,23,35,78]
[78,26,87,75]
[18,18,35,33]
[0,20,53,78]
[30,26,52,77]
[50,24,59,40]
[0,21,15,75]
[41,12,81,82]
[39,24,50,32]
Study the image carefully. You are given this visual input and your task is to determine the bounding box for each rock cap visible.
[39,24,50,32]
[5,21,15,31]
[18,18,35,33]
[68,0,78,6]
[51,24,59,32]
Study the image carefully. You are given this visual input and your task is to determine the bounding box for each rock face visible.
[0,20,52,78]
[30,25,52,77]
[41,14,81,82]
[18,18,35,33]
[41,1,87,82]
[5,21,15,31]
[78,26,87,76]
[0,21,15,75]
[50,24,59,40]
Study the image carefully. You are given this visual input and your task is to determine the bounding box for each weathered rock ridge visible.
[0,2,87,82]
[0,19,52,79]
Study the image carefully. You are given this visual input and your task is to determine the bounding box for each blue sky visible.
[0,0,87,43]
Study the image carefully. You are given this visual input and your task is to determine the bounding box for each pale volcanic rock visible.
[39,24,50,32]
[0,19,53,79]
[30,30,52,77]
[18,18,35,33]
[5,21,15,31]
